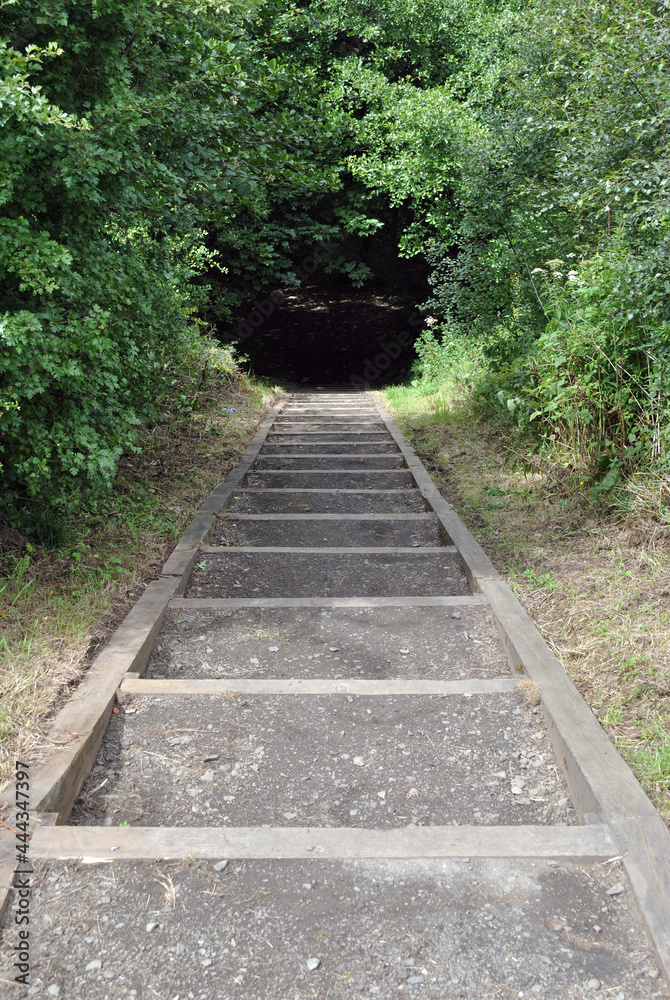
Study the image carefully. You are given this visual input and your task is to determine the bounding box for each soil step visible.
[261,441,400,454]
[144,604,507,680]
[254,454,406,469]
[275,416,384,424]
[227,488,429,513]
[211,513,445,547]
[276,412,383,419]
[281,407,378,414]
[15,857,659,1000]
[267,431,393,442]
[276,411,382,418]
[273,422,386,433]
[73,692,574,829]
[244,469,414,489]
[186,549,468,598]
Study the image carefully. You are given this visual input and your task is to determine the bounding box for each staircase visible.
[2,391,668,999]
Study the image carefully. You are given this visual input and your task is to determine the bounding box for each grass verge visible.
[382,382,670,825]
[0,343,281,784]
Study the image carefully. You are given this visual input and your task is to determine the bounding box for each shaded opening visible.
[220,275,428,388]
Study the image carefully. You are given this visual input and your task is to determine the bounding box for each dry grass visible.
[382,386,670,824]
[517,678,541,708]
[0,352,282,784]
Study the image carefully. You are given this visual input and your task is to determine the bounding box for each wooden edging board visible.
[0,397,287,920]
[218,513,436,521]
[200,545,459,555]
[119,677,520,697]
[27,823,617,862]
[371,393,670,976]
[168,594,489,610]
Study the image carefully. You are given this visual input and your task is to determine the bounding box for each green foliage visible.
[0,0,344,526]
[526,250,670,491]
[3,0,669,530]
[411,324,489,393]
[339,0,670,484]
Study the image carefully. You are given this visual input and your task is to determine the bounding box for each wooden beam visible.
[199,545,458,555]
[169,595,490,609]
[218,513,436,521]
[229,488,421,494]
[120,677,518,696]
[31,823,617,862]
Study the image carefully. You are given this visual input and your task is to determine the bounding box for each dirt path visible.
[1,393,669,998]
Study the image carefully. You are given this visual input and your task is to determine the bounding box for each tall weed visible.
[525,250,670,494]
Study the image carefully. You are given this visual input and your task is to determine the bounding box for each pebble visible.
[268,646,279,652]
[648,970,660,980]
[47,988,61,997]
[399,648,410,655]
[146,922,159,932]
[85,960,102,973]
[606,883,624,896]
[97,896,111,905]
[451,612,461,619]
[353,757,365,766]
[306,958,321,971]
[546,860,559,867]
[407,975,425,985]
[587,980,601,991]
[200,770,215,783]
[213,860,229,871]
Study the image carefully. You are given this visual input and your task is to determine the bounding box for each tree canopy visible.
[2,0,668,528]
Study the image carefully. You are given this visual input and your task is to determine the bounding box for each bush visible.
[411,323,489,394]
[526,251,670,489]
